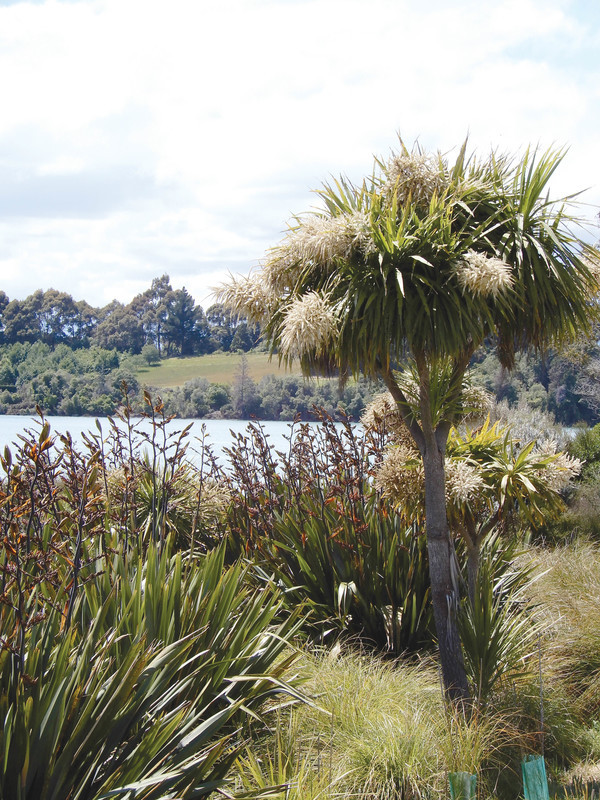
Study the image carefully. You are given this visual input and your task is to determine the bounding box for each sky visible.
[0,0,599,310]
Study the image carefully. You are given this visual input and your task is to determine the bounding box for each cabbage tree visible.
[219,141,599,703]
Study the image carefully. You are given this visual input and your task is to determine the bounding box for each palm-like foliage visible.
[219,139,599,703]
[446,419,578,600]
[458,534,539,705]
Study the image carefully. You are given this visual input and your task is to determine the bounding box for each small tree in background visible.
[219,140,599,703]
[232,354,260,417]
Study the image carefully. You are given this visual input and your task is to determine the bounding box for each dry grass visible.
[528,541,600,718]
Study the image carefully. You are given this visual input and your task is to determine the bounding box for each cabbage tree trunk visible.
[416,354,470,706]
[422,437,471,705]
[384,358,471,705]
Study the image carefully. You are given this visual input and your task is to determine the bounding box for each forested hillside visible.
[0,275,266,416]
[0,275,599,424]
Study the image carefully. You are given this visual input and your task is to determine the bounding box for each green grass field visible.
[138,351,305,388]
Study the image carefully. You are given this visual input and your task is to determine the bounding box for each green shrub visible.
[0,540,304,800]
[459,535,540,706]
[253,494,433,654]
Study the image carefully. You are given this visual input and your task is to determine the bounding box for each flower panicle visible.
[444,457,484,505]
[373,443,424,508]
[361,391,415,446]
[383,151,449,208]
[534,438,582,492]
[267,210,375,274]
[279,291,340,360]
[455,250,514,298]
[215,273,275,325]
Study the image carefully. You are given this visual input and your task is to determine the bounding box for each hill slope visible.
[139,351,305,388]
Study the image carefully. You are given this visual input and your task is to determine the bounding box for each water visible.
[0,414,315,465]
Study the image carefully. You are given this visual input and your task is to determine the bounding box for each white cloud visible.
[0,0,598,309]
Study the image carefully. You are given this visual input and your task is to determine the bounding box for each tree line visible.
[470,329,600,428]
[0,275,258,357]
[1,273,599,426]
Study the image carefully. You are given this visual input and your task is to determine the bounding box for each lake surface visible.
[0,414,327,465]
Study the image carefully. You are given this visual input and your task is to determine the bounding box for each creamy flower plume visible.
[265,210,375,281]
[279,291,339,359]
[455,250,513,298]
[297,211,374,262]
[261,242,306,294]
[383,152,448,208]
[373,444,424,508]
[215,273,274,325]
[535,439,582,491]
[361,391,414,445]
[444,457,484,505]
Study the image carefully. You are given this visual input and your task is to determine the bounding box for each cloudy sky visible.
[0,0,598,310]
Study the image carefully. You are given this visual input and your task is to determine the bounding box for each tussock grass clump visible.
[235,647,444,800]
[300,648,443,800]
[236,646,522,800]
[529,542,600,719]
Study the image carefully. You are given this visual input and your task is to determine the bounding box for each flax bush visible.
[223,413,433,654]
[0,403,305,800]
[0,537,306,800]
